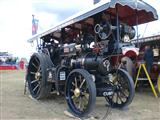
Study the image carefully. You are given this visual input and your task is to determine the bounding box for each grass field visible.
[0,70,160,120]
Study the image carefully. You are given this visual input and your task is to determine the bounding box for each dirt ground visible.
[0,70,160,120]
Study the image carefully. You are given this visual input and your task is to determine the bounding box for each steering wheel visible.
[94,22,111,40]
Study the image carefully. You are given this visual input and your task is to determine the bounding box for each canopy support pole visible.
[116,5,120,49]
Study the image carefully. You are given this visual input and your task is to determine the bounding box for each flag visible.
[32,15,39,35]
[93,0,100,4]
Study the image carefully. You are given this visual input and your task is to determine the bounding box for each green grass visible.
[0,70,26,81]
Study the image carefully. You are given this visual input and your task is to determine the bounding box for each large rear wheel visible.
[27,53,53,99]
[105,69,135,108]
[121,56,134,77]
[65,69,96,117]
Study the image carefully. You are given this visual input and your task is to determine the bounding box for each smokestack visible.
[93,0,101,4]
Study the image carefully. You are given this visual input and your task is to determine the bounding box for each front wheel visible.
[105,69,135,108]
[65,69,96,117]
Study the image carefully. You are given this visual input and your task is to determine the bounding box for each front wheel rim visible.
[67,73,90,114]
[66,69,96,117]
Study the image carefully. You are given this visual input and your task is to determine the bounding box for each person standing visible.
[143,45,154,74]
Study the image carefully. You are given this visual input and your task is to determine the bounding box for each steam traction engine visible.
[26,0,158,117]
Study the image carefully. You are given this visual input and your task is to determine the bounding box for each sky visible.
[0,0,159,60]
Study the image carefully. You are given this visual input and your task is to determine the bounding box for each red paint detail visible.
[0,65,17,70]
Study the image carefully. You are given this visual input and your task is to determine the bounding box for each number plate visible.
[60,71,65,80]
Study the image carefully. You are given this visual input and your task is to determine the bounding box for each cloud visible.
[0,0,94,59]
[137,0,160,37]
[33,0,160,36]
[32,0,93,30]
[34,12,59,31]
[0,0,159,60]
[0,0,32,59]
[32,0,93,13]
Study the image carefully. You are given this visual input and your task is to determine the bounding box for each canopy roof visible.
[28,0,158,43]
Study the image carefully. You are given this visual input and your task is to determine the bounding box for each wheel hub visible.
[35,72,41,80]
[74,88,80,97]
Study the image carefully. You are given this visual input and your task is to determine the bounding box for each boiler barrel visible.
[83,54,103,70]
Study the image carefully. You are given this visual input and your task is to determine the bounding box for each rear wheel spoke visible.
[70,89,74,92]
[32,62,38,69]
[72,82,75,87]
[37,66,41,72]
[79,75,82,81]
[33,83,39,92]
[36,86,41,94]
[30,71,36,75]
[31,79,39,84]
[75,77,78,88]
[35,57,40,64]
